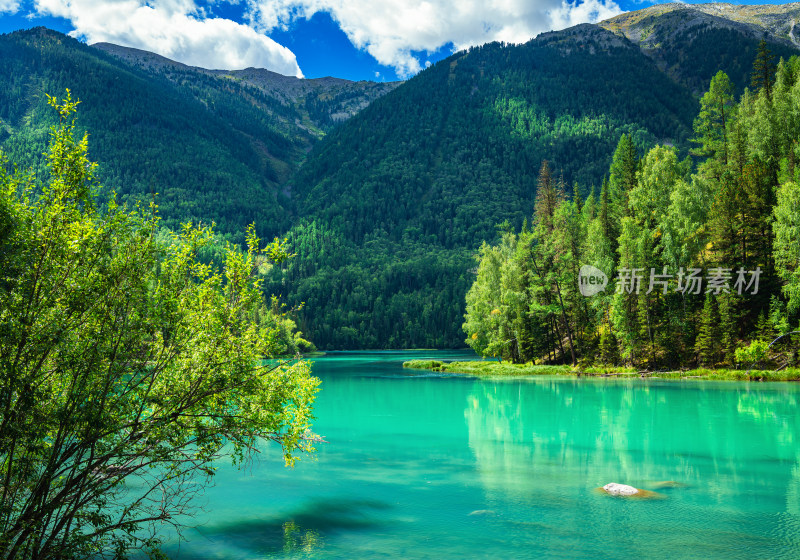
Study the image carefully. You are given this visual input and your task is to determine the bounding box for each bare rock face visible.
[601,2,800,49]
[601,483,641,496]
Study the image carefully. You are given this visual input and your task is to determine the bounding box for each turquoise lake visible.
[162,351,800,559]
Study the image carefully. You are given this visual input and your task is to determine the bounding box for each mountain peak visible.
[601,2,800,48]
[91,42,191,72]
[534,22,633,55]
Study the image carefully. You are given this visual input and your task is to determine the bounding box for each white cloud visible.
[33,0,303,76]
[246,0,623,77]
[0,0,20,14]
[549,0,623,30]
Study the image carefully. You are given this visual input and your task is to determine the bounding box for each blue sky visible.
[0,0,790,82]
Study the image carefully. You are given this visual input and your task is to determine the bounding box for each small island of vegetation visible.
[402,359,800,381]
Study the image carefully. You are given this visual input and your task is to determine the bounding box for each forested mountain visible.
[3,4,800,351]
[0,28,395,239]
[268,6,800,350]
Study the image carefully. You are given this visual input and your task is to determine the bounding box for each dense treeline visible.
[263,220,474,348]
[464,43,800,368]
[659,26,800,95]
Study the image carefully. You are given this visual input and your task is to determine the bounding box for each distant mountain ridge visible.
[91,42,401,129]
[600,2,800,92]
[603,2,800,46]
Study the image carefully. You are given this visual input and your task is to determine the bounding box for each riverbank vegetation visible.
[0,94,318,559]
[463,43,800,370]
[403,360,800,381]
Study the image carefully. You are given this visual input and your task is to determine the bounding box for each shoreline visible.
[402,360,800,382]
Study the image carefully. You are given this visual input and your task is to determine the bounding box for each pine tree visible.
[611,217,644,363]
[573,184,583,214]
[695,294,721,366]
[709,173,743,265]
[718,293,740,366]
[534,160,561,233]
[692,71,735,178]
[751,39,777,100]
[582,184,596,222]
[608,133,638,215]
[756,309,776,342]
[597,177,619,259]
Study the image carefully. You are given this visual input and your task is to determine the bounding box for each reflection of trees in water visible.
[464,379,800,504]
[282,520,322,555]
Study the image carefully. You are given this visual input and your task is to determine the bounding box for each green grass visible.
[402,360,576,376]
[402,360,800,381]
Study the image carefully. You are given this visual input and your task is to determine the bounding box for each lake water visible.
[161,351,800,559]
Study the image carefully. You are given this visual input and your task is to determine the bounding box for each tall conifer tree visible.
[751,39,777,100]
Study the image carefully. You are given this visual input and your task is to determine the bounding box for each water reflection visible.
[149,353,800,560]
[169,498,393,559]
[280,521,321,556]
[464,378,800,558]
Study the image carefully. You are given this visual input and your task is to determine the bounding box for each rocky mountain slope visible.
[600,2,800,92]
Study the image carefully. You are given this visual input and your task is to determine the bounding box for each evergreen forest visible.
[463,43,800,368]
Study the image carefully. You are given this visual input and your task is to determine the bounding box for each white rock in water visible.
[603,483,640,496]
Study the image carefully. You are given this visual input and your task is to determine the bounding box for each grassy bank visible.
[402,360,800,381]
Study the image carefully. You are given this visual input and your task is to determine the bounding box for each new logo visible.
[578,265,608,297]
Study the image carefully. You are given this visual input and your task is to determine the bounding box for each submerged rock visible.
[597,483,665,499]
[602,483,640,496]
[468,509,496,517]
[653,480,689,489]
